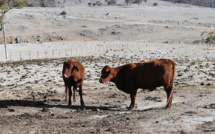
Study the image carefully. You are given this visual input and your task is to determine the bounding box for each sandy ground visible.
[0,0,215,133]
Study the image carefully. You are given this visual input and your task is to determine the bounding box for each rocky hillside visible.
[162,0,215,8]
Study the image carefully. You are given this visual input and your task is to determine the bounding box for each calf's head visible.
[63,61,80,79]
[99,65,114,83]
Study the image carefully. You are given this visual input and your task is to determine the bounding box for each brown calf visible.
[62,58,85,107]
[99,59,175,110]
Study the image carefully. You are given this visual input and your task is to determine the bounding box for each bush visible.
[193,30,215,44]
[107,0,117,6]
[25,0,55,7]
[206,35,215,43]
[125,0,143,6]
[153,2,158,6]
[125,0,130,5]
[95,1,102,6]
[135,0,143,5]
[60,11,67,15]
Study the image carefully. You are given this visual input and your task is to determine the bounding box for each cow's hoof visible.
[81,104,85,108]
[127,106,134,110]
[165,106,171,109]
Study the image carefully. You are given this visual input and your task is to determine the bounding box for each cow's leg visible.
[64,79,69,104]
[73,86,77,102]
[79,85,85,107]
[65,85,69,103]
[164,86,174,108]
[68,86,72,106]
[128,89,137,110]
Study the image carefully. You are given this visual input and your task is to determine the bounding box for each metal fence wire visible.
[0,43,144,62]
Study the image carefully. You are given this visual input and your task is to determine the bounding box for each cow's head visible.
[99,65,114,83]
[63,60,80,79]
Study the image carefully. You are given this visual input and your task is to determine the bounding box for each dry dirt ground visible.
[0,0,215,134]
[0,56,215,134]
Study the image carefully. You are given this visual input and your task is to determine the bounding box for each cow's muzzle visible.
[64,74,68,78]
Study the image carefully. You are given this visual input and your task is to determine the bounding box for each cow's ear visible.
[107,70,111,74]
[73,62,80,72]
[72,66,79,72]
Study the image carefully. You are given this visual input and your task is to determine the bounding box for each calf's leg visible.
[68,86,72,106]
[79,85,85,107]
[73,87,77,102]
[65,85,69,103]
[64,79,69,103]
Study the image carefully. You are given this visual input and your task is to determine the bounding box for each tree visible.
[0,0,27,31]
[0,0,27,59]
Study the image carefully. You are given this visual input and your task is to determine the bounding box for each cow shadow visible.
[0,100,112,111]
[0,100,161,112]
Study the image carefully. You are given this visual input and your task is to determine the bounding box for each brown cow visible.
[99,59,175,110]
[62,58,85,107]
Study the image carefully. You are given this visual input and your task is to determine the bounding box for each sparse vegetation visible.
[153,2,158,6]
[194,30,215,44]
[60,11,67,15]
[26,0,55,7]
[206,35,215,43]
[162,0,215,8]
[95,1,102,6]
[125,0,143,6]
[107,0,117,6]
[88,1,92,6]
[0,0,28,31]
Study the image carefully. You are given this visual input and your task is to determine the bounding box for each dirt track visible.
[0,56,215,134]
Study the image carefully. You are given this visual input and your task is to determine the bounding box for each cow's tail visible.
[165,60,175,108]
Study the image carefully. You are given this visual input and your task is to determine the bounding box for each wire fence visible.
[0,43,146,62]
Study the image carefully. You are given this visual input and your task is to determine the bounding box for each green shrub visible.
[60,11,67,15]
[153,2,158,6]
[194,30,215,44]
[206,35,215,43]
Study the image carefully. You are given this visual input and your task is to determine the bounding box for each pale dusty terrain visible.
[0,0,215,134]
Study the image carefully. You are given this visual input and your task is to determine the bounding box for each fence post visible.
[37,51,39,59]
[9,52,11,61]
[20,52,22,61]
[3,24,8,59]
[28,51,31,60]
[52,49,54,58]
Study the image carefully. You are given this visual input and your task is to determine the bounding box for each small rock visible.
[209,103,215,109]
[59,36,64,40]
[109,127,117,134]
[200,82,204,86]
[42,107,49,112]
[8,109,15,112]
[80,33,86,36]
[126,117,130,120]
[112,31,118,34]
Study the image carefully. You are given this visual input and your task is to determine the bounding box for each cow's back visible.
[132,59,175,90]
